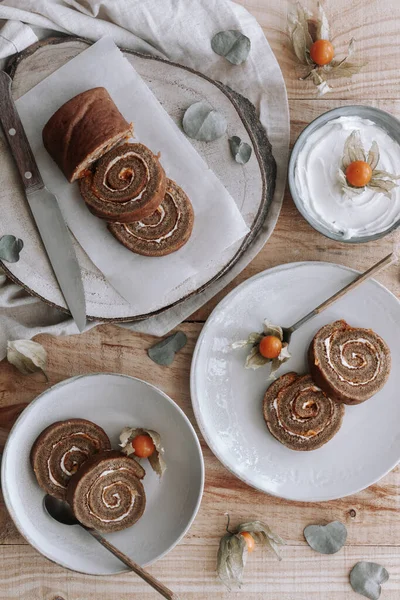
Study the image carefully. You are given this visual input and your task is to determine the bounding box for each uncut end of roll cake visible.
[43,87,133,183]
[263,373,345,451]
[308,320,391,405]
[30,419,111,500]
[66,451,146,533]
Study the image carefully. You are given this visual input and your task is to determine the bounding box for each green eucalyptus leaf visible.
[367,141,380,170]
[304,521,347,554]
[237,520,286,560]
[147,331,187,366]
[217,532,248,589]
[0,235,24,263]
[211,30,251,65]
[350,562,389,600]
[182,102,227,142]
[229,136,252,164]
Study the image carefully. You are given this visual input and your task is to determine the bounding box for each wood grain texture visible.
[1,0,400,597]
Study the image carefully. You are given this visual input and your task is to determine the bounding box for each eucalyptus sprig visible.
[339,130,400,198]
[232,320,291,379]
[288,2,365,97]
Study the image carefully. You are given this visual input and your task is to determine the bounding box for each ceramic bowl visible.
[2,373,204,575]
[288,105,400,243]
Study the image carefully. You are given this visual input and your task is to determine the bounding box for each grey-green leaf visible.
[147,331,187,366]
[304,521,347,554]
[182,102,227,142]
[229,136,252,164]
[350,562,389,600]
[211,30,251,65]
[217,533,248,589]
[0,235,24,263]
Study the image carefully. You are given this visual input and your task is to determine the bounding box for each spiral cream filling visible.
[122,192,181,244]
[85,467,137,524]
[47,432,94,489]
[273,389,332,440]
[324,336,380,386]
[102,151,150,199]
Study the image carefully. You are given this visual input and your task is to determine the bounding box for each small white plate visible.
[2,373,204,575]
[191,262,400,502]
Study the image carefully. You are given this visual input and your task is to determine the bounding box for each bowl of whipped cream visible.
[289,106,400,242]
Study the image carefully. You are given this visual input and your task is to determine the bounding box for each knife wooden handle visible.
[0,71,43,193]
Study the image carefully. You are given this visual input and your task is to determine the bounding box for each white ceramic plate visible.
[2,373,204,575]
[191,262,400,502]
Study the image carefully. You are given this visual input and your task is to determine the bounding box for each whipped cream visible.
[295,116,400,239]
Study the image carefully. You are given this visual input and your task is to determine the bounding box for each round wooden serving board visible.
[0,37,277,321]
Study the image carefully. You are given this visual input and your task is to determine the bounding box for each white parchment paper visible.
[15,36,249,312]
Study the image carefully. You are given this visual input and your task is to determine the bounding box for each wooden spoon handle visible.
[290,252,396,333]
[86,528,179,600]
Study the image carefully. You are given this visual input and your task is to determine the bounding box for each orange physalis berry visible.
[345,161,373,188]
[240,531,255,553]
[132,434,155,458]
[310,39,334,66]
[259,335,282,359]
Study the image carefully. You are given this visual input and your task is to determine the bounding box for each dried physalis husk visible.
[120,427,166,477]
[289,2,365,97]
[340,131,400,199]
[233,319,291,378]
[304,521,347,554]
[217,517,285,589]
[7,340,48,379]
[350,562,389,600]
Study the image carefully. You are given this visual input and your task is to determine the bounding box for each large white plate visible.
[191,262,400,502]
[2,374,204,574]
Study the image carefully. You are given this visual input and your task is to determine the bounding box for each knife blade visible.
[0,71,86,331]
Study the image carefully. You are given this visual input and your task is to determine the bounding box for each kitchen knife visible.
[0,71,86,332]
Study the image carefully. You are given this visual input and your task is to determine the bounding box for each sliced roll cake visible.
[31,419,111,499]
[263,372,345,451]
[308,320,391,405]
[108,179,194,256]
[67,451,146,533]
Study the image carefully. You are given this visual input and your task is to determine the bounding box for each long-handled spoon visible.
[44,494,179,600]
[281,252,396,345]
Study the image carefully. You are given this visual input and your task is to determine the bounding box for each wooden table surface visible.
[1,1,400,598]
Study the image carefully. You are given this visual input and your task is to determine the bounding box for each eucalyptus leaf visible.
[211,30,251,65]
[7,340,47,379]
[350,562,389,600]
[182,102,227,142]
[217,533,248,589]
[229,136,252,165]
[237,520,286,560]
[119,426,167,477]
[304,521,347,554]
[0,235,24,263]
[367,141,380,170]
[316,1,330,40]
[147,331,187,366]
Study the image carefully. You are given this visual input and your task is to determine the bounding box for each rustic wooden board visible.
[0,37,277,321]
[1,0,400,598]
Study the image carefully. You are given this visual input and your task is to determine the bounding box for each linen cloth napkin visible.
[0,0,289,360]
